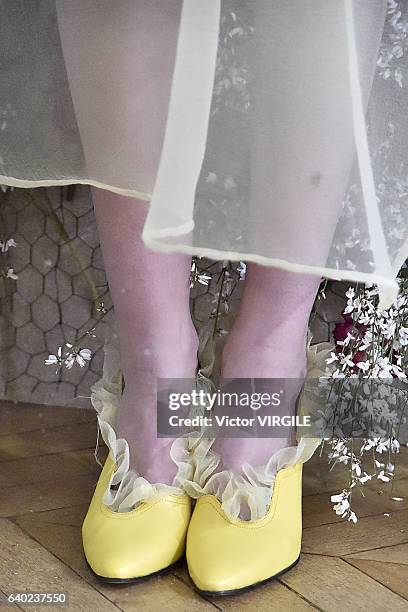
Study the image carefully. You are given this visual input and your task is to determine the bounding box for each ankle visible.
[221,333,308,379]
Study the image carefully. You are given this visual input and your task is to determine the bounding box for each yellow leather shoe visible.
[186,463,302,595]
[82,455,192,582]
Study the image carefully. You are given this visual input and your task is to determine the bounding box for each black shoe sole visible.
[85,556,183,585]
[191,555,300,597]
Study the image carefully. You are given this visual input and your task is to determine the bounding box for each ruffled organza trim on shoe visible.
[182,436,320,521]
[91,328,330,517]
[178,342,331,521]
[90,335,194,512]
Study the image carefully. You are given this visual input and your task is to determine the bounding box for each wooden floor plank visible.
[212,584,316,612]
[0,518,120,611]
[0,401,95,436]
[0,473,96,518]
[345,542,408,565]
[344,558,408,601]
[0,421,97,462]
[173,565,316,611]
[0,449,101,488]
[303,462,350,497]
[303,478,408,528]
[302,509,408,556]
[15,504,89,528]
[14,518,216,612]
[281,553,408,611]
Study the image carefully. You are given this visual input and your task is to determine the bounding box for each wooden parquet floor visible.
[0,400,407,611]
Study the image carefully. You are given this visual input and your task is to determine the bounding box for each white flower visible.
[45,346,63,368]
[198,273,212,286]
[223,176,236,190]
[205,172,217,184]
[45,354,59,366]
[237,261,246,280]
[391,439,401,453]
[340,354,355,370]
[64,353,75,369]
[50,343,93,370]
[74,348,92,368]
[363,439,377,451]
[380,319,396,339]
[376,439,389,454]
[331,492,350,516]
[399,327,408,345]
[326,352,338,365]
[392,364,406,379]
[6,267,18,280]
[344,297,359,314]
[342,332,355,347]
[348,511,358,523]
[190,260,213,288]
[358,312,373,326]
[356,360,370,373]
[0,238,17,252]
[352,462,362,477]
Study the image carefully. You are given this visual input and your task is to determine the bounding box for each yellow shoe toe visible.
[186,464,302,595]
[83,456,192,581]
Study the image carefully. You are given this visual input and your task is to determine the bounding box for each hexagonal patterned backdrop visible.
[0,186,113,407]
[0,186,345,408]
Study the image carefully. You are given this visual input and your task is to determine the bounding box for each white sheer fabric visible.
[1,1,407,305]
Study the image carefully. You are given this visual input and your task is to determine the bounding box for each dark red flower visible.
[352,351,365,365]
[333,318,354,344]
